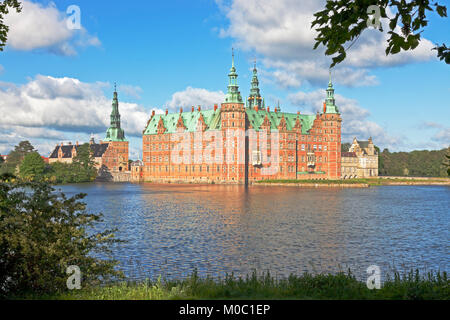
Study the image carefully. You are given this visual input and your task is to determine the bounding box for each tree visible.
[374,145,384,173]
[443,147,450,176]
[0,0,22,51]
[19,152,46,181]
[341,142,352,152]
[0,141,35,175]
[0,174,123,296]
[0,156,3,164]
[312,1,448,67]
[72,143,97,183]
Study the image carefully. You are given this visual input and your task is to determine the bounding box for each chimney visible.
[152,110,156,117]
[180,107,183,113]
[323,102,326,113]
[165,109,169,115]
[191,106,195,112]
[214,104,218,111]
[297,111,300,116]
[274,107,278,113]
[76,141,79,146]
[254,106,258,111]
[267,106,270,112]
[198,106,201,112]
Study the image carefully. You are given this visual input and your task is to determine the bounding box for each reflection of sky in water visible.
[57,183,450,282]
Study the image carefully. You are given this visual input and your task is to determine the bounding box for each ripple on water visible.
[57,183,450,281]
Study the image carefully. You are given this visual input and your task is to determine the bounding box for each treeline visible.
[0,141,97,183]
[342,142,450,177]
[379,148,449,177]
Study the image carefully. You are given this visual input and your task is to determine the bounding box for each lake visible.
[56,183,450,281]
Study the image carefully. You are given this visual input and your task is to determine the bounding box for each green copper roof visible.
[143,109,222,135]
[104,87,127,141]
[143,108,316,135]
[247,62,264,110]
[245,108,315,134]
[224,49,243,104]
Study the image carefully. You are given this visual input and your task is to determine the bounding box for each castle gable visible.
[144,108,222,135]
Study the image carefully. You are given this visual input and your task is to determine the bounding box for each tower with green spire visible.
[247,61,264,110]
[104,84,127,142]
[324,70,339,114]
[224,49,243,104]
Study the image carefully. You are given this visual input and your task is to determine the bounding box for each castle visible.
[49,54,379,184]
[139,54,342,184]
[341,138,379,179]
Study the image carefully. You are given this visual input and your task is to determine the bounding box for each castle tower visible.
[103,85,129,172]
[221,50,246,183]
[321,71,342,179]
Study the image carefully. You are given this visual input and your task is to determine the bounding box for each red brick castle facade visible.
[141,54,342,184]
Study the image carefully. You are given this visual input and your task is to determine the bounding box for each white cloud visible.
[218,0,436,88]
[164,86,225,110]
[0,65,4,74]
[4,0,100,55]
[417,122,450,149]
[0,75,166,155]
[288,89,402,150]
[432,128,450,147]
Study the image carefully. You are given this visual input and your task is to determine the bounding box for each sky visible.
[0,0,449,159]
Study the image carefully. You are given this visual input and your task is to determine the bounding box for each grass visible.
[14,269,450,300]
[256,177,450,186]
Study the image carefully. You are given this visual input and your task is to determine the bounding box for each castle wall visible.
[142,105,342,184]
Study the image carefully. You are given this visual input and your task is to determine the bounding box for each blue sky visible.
[0,0,448,158]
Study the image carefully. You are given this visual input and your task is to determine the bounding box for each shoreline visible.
[132,177,450,187]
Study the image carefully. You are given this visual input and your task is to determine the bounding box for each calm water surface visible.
[56,183,449,281]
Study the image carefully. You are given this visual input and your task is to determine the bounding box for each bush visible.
[0,174,123,297]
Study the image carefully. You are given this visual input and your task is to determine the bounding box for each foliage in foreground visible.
[0,0,22,52]
[312,0,448,67]
[0,174,123,297]
[21,269,449,300]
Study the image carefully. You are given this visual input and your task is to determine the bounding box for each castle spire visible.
[324,70,339,114]
[104,86,127,142]
[247,59,263,110]
[224,49,243,103]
